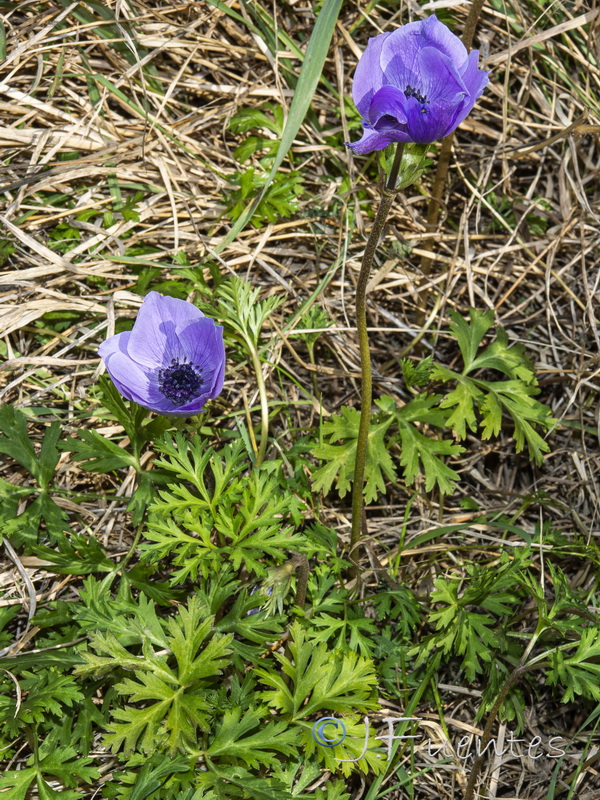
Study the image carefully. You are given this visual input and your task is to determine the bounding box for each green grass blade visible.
[240,0,305,60]
[0,18,6,63]
[214,0,343,254]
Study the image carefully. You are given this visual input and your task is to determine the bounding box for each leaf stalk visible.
[249,345,270,467]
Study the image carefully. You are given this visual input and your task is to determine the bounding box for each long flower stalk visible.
[249,344,269,467]
[350,143,404,579]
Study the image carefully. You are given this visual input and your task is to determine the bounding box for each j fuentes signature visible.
[311,716,566,764]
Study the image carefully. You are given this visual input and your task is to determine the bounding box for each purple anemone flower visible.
[99,292,225,417]
[347,15,489,154]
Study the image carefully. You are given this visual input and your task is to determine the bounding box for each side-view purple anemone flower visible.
[348,15,489,154]
[99,292,225,417]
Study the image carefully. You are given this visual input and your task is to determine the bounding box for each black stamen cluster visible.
[405,84,428,104]
[158,358,203,402]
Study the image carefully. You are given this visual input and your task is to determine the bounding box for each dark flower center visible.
[405,84,428,104]
[158,358,203,403]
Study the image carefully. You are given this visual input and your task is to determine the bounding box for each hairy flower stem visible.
[350,143,404,581]
[417,0,487,322]
[249,345,269,467]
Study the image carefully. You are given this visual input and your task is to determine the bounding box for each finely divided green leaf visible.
[396,420,464,495]
[62,428,137,472]
[311,406,396,503]
[207,707,297,768]
[257,623,378,720]
[0,405,44,483]
[448,308,495,371]
[548,629,600,703]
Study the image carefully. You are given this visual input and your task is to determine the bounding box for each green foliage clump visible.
[226,167,304,226]
[142,435,306,581]
[229,103,285,164]
[0,404,68,548]
[0,741,99,800]
[226,103,304,226]
[431,309,556,464]
[311,308,555,504]
[76,595,234,754]
[0,299,594,798]
[69,578,386,792]
[413,552,525,682]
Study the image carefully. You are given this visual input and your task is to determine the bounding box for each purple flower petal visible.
[99,292,226,417]
[460,49,489,98]
[127,291,205,369]
[98,329,130,361]
[368,85,409,125]
[417,15,468,64]
[177,318,224,369]
[404,95,467,143]
[352,32,392,118]
[173,391,216,415]
[347,15,488,154]
[346,124,410,155]
[381,16,468,80]
[379,20,432,88]
[100,339,162,407]
[210,354,226,398]
[416,47,467,103]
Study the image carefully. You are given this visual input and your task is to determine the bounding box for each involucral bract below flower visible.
[99,292,225,417]
[347,15,489,154]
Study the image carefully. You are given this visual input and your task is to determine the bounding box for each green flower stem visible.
[350,143,404,580]
[249,344,269,467]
